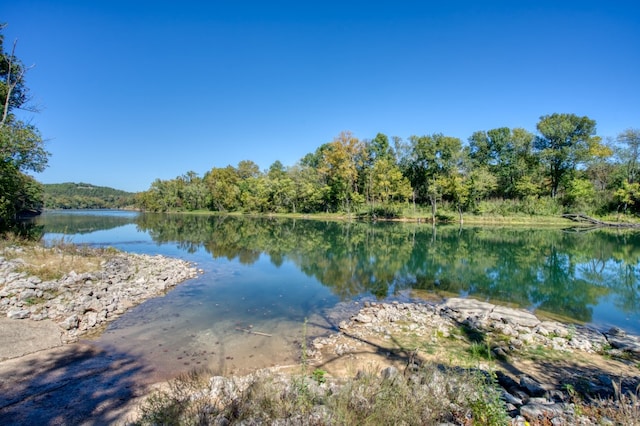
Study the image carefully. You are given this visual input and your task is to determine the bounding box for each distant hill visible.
[43,182,136,209]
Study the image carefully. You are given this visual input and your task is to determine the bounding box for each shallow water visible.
[35,210,640,379]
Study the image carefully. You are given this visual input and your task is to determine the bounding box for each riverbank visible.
[134,298,640,425]
[1,241,639,424]
[0,243,200,425]
[0,244,199,350]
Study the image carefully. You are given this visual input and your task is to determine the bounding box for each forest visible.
[43,183,135,209]
[135,114,640,221]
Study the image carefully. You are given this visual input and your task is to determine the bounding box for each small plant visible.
[567,324,576,340]
[312,368,327,384]
[466,372,510,426]
[468,341,492,361]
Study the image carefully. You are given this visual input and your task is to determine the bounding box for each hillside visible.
[43,182,136,209]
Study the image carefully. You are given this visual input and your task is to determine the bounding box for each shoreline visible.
[2,243,640,424]
[132,298,640,425]
[0,246,199,358]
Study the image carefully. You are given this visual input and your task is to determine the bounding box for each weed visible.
[468,341,493,362]
[312,368,327,384]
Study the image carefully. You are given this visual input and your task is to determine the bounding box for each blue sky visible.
[5,1,640,192]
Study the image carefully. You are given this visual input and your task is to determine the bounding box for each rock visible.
[520,375,547,397]
[607,326,626,337]
[605,331,640,355]
[491,305,541,329]
[381,366,399,380]
[85,311,98,328]
[442,297,495,322]
[353,313,373,323]
[502,390,524,406]
[7,308,30,319]
[60,314,79,330]
[519,403,567,422]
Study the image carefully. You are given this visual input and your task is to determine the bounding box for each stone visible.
[381,366,399,380]
[491,305,541,328]
[519,403,567,422]
[442,297,495,321]
[353,313,373,323]
[520,375,547,397]
[7,308,30,319]
[502,390,523,406]
[85,311,98,328]
[60,314,79,330]
[605,331,640,355]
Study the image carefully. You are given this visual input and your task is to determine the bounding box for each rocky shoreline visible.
[2,243,639,424]
[138,298,640,424]
[306,298,640,424]
[0,247,198,345]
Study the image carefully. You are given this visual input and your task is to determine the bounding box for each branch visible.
[1,38,28,129]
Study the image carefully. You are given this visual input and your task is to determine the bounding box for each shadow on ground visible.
[0,342,155,425]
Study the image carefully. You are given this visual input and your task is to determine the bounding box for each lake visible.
[35,210,640,378]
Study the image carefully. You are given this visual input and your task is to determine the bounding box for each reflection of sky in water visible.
[591,295,636,332]
[45,223,151,246]
[38,211,640,335]
[44,223,192,258]
[575,258,640,332]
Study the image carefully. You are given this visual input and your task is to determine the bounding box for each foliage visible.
[133,121,640,221]
[133,365,511,425]
[535,113,601,198]
[0,26,49,231]
[43,182,135,209]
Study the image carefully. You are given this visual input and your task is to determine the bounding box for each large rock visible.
[442,297,495,321]
[490,305,541,329]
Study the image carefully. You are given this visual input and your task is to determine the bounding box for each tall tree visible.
[318,131,365,213]
[616,128,640,184]
[204,166,240,211]
[0,25,48,229]
[535,113,600,198]
[468,127,537,198]
[407,133,461,222]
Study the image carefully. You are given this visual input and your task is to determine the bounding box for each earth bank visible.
[1,244,639,424]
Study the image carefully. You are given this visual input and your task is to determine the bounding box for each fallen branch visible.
[562,213,640,228]
[235,327,272,337]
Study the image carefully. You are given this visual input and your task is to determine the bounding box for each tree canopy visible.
[1,25,49,230]
[134,113,640,220]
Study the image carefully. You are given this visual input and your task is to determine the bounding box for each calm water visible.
[35,210,640,377]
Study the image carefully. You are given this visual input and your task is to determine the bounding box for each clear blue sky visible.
[5,0,640,192]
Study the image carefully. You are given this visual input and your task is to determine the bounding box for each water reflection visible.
[36,211,640,333]
[135,214,640,330]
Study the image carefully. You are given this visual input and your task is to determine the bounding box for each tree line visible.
[43,183,135,209]
[135,118,640,221]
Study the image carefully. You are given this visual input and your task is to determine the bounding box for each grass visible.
[1,234,117,281]
[132,364,511,426]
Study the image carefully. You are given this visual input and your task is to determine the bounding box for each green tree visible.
[204,166,241,211]
[468,127,537,198]
[370,157,412,205]
[616,129,640,184]
[318,131,365,213]
[534,113,600,198]
[407,134,462,222]
[0,26,49,229]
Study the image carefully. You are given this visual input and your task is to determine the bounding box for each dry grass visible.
[1,235,117,281]
[132,365,510,426]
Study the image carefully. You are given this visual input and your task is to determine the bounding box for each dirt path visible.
[0,325,153,425]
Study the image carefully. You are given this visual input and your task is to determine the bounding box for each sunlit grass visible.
[1,235,117,281]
